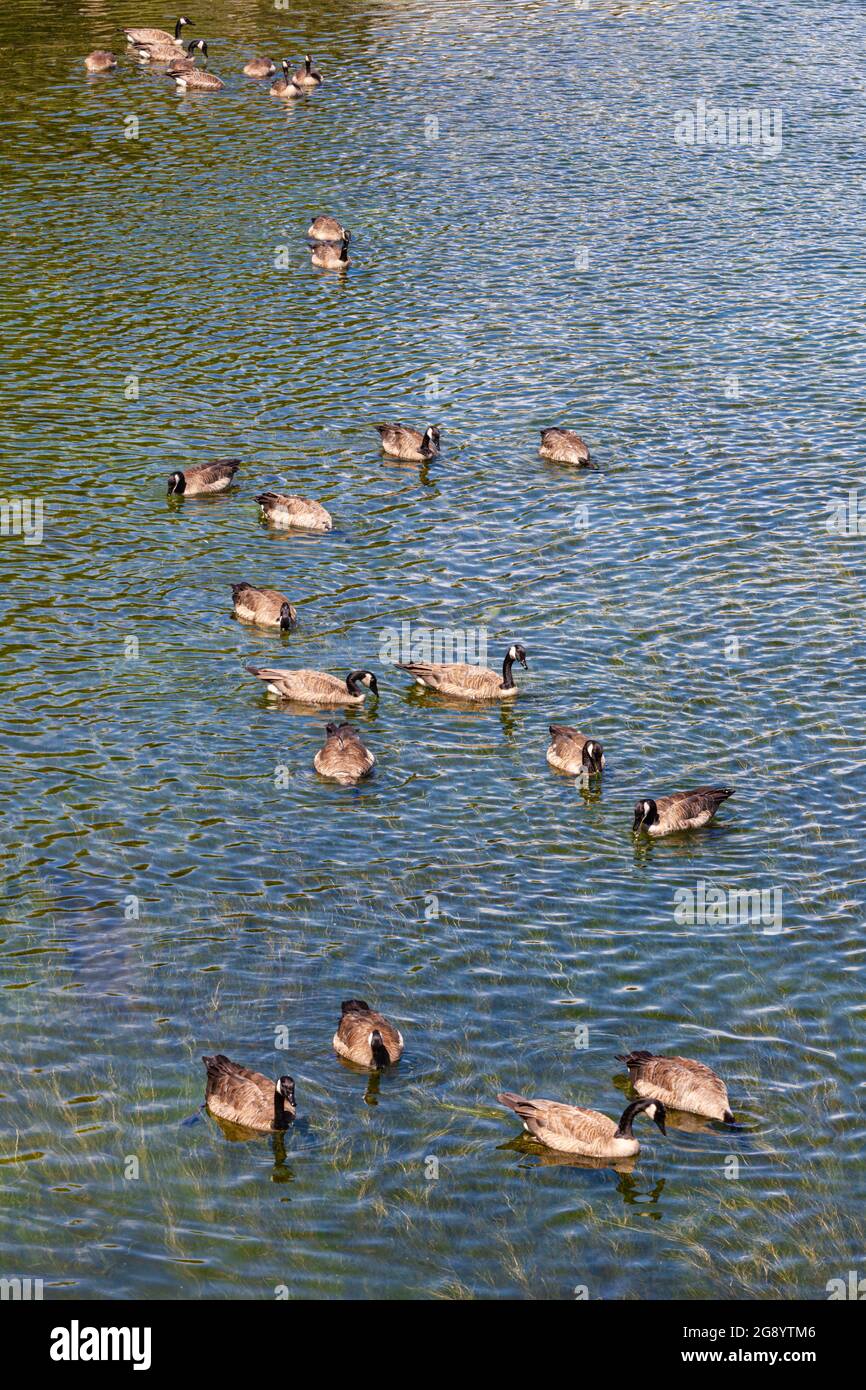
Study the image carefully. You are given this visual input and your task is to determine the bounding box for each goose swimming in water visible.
[376,424,440,461]
[314,723,375,784]
[202,1054,295,1131]
[633,787,734,836]
[333,1000,404,1066]
[497,1091,666,1159]
[246,666,379,706]
[255,491,332,532]
[292,53,322,87]
[617,1050,734,1123]
[85,50,117,72]
[546,725,605,775]
[174,66,223,90]
[539,428,591,466]
[230,583,297,631]
[166,460,239,496]
[398,643,527,701]
[243,57,275,78]
[124,16,192,47]
[270,60,301,98]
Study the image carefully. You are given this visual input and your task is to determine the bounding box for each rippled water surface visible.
[2,0,865,1300]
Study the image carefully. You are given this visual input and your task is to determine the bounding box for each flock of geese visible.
[165,454,736,837]
[204,1022,735,1161]
[85,16,739,1162]
[85,17,325,100]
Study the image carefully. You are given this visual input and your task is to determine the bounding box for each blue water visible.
[1,0,864,1299]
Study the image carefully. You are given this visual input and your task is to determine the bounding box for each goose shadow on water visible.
[377,454,438,490]
[333,1056,400,1107]
[631,821,738,866]
[496,1135,671,1212]
[398,684,524,738]
[203,1110,319,1182]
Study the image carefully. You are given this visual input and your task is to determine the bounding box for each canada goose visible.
[497,1091,666,1159]
[546,725,605,775]
[633,787,734,836]
[293,53,322,87]
[376,423,440,462]
[617,1050,734,1124]
[202,1054,295,1132]
[270,60,301,97]
[174,66,223,90]
[136,35,204,61]
[398,643,527,701]
[164,39,207,73]
[243,57,275,78]
[314,723,375,784]
[311,239,350,270]
[84,50,117,72]
[308,215,349,242]
[166,459,239,496]
[539,428,591,466]
[124,17,191,47]
[255,491,332,532]
[246,666,379,705]
[333,1000,403,1067]
[231,583,296,631]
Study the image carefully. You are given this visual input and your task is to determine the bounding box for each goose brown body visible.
[174,67,223,89]
[539,428,591,465]
[497,1091,665,1159]
[124,18,191,47]
[633,787,734,836]
[398,643,527,701]
[333,1000,404,1066]
[308,215,349,242]
[255,492,332,532]
[246,666,378,706]
[546,725,605,775]
[231,583,296,630]
[311,239,350,269]
[85,50,117,71]
[617,1050,734,1123]
[376,423,440,461]
[314,723,375,784]
[202,1054,295,1131]
[167,459,239,496]
[243,57,275,77]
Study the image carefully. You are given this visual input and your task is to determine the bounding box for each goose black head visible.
[341,999,371,1014]
[167,471,185,494]
[508,643,528,670]
[279,601,294,631]
[176,16,193,37]
[369,1029,391,1069]
[615,1097,667,1138]
[347,670,378,696]
[421,425,441,455]
[633,798,658,833]
[188,38,207,57]
[583,739,604,775]
[305,53,313,69]
[276,1076,295,1105]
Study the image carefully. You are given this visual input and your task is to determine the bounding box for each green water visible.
[1,0,865,1299]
